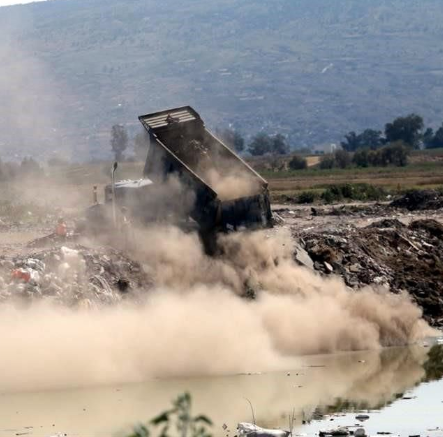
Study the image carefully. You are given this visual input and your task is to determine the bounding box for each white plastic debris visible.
[319,428,349,437]
[238,423,289,437]
[25,258,45,272]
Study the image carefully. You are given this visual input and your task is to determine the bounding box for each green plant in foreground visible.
[128,393,213,437]
[321,183,387,203]
[297,191,318,204]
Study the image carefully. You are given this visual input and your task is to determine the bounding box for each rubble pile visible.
[390,189,443,211]
[309,203,390,218]
[0,245,153,307]
[296,219,443,326]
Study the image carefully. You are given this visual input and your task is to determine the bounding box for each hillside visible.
[1,0,443,160]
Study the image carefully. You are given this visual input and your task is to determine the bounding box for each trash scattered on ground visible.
[296,218,443,326]
[27,232,78,249]
[319,427,350,436]
[390,190,443,211]
[0,245,153,307]
[237,422,290,437]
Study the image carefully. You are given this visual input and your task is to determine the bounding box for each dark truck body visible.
[138,106,273,233]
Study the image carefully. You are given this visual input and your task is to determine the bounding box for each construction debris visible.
[297,218,443,326]
[237,423,290,437]
[0,245,152,307]
[319,428,349,437]
[390,190,443,211]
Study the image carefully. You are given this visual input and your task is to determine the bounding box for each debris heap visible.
[296,219,443,326]
[390,189,443,211]
[0,245,153,307]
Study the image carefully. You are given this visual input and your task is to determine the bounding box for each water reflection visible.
[0,346,441,437]
[423,344,443,382]
[300,345,443,437]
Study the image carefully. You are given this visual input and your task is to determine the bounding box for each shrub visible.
[354,142,410,168]
[334,149,352,169]
[353,149,369,167]
[321,183,387,204]
[297,191,318,204]
[288,155,307,170]
[319,154,335,169]
[381,141,409,166]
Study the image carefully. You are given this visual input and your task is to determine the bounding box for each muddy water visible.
[0,345,442,437]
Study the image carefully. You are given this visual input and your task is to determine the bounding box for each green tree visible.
[111,124,128,161]
[341,131,360,152]
[367,149,385,166]
[425,124,443,149]
[353,148,370,167]
[248,133,290,156]
[432,125,443,148]
[385,114,424,149]
[248,133,273,156]
[359,129,383,150]
[341,129,383,152]
[423,127,435,149]
[381,141,409,166]
[319,153,336,169]
[335,149,352,168]
[271,134,290,155]
[288,154,307,170]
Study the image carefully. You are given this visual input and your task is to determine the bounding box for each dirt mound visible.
[390,190,443,211]
[0,245,153,307]
[298,219,443,326]
[409,219,443,238]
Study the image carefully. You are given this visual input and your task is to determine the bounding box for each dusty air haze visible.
[0,224,434,393]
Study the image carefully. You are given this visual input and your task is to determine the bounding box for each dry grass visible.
[1,158,441,214]
[48,159,443,201]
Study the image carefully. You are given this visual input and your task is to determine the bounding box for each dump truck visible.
[88,106,273,252]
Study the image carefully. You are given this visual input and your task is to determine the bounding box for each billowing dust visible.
[203,168,260,201]
[0,226,434,393]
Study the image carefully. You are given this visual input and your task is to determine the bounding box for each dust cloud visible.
[0,226,434,393]
[204,167,261,201]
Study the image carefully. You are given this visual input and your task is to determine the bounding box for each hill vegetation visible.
[1,0,443,160]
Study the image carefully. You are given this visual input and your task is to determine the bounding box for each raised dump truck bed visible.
[139,106,272,232]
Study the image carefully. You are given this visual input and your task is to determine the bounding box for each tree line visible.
[341,113,443,151]
[109,113,443,170]
[0,157,45,182]
[325,113,443,170]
